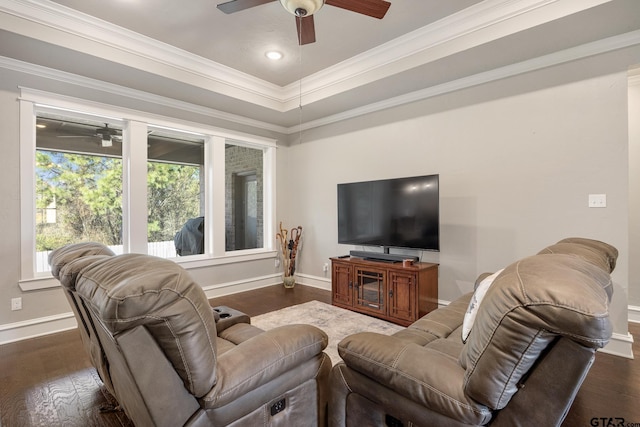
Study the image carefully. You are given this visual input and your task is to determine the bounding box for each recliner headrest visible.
[49,242,115,283]
[538,237,618,273]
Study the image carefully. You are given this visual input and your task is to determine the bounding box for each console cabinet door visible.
[332,262,353,307]
[354,267,386,316]
[388,271,417,323]
[331,257,438,326]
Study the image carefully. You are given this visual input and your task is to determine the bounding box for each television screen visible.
[338,174,439,252]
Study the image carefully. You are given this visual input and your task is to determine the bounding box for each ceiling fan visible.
[57,123,122,148]
[93,124,121,147]
[217,0,392,45]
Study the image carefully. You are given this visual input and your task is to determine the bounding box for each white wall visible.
[282,47,640,336]
[629,66,640,309]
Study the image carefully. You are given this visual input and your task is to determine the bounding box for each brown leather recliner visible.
[50,243,331,427]
[50,243,119,399]
[329,237,617,427]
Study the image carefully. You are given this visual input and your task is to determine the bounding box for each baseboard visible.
[0,312,77,346]
[629,305,640,323]
[201,273,331,297]
[294,273,331,291]
[599,332,635,359]
[200,273,283,298]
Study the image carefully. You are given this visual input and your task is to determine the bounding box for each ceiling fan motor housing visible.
[279,0,324,16]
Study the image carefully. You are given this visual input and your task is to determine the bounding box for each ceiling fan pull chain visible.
[298,17,304,144]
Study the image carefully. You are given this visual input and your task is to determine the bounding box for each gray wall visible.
[279,46,640,335]
[1,44,639,337]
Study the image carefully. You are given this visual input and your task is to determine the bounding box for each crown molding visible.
[0,0,286,109]
[3,28,638,135]
[1,0,615,113]
[282,0,614,106]
[0,55,289,134]
[293,29,640,133]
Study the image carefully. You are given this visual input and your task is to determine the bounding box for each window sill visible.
[20,250,278,291]
[174,249,278,268]
[19,276,60,291]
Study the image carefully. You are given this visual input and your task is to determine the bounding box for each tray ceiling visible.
[1,0,639,133]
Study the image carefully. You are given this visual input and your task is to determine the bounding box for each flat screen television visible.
[338,174,439,253]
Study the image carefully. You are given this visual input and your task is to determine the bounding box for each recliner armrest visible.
[338,332,491,425]
[211,306,251,333]
[201,324,328,408]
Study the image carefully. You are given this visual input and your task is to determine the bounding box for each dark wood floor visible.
[0,284,638,426]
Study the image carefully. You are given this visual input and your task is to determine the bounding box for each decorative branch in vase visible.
[276,222,302,288]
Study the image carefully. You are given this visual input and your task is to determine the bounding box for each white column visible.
[122,120,148,254]
[209,136,226,256]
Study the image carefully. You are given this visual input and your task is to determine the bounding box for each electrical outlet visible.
[275,258,280,268]
[11,297,22,311]
[588,194,606,208]
[323,263,329,272]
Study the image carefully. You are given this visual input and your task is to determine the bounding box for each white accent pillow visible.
[462,269,504,343]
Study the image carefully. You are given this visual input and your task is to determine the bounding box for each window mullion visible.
[210,136,226,257]
[122,120,148,254]
[263,146,276,252]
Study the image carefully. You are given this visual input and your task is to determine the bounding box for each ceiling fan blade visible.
[56,135,96,138]
[217,0,276,14]
[296,15,316,45]
[325,0,391,19]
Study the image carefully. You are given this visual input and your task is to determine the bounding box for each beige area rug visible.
[251,300,405,365]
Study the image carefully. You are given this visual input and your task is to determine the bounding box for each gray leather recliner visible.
[50,242,331,426]
[329,237,617,427]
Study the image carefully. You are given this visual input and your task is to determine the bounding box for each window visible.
[147,127,205,258]
[19,89,277,288]
[225,143,264,251]
[35,114,124,272]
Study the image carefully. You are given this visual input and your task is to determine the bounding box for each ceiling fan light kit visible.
[101,136,113,148]
[279,0,324,16]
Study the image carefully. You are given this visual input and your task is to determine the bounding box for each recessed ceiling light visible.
[265,51,283,60]
[36,124,46,129]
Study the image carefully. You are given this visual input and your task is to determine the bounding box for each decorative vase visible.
[276,222,303,289]
[283,274,296,288]
[282,257,295,288]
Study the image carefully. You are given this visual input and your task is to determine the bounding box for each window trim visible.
[19,87,277,290]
